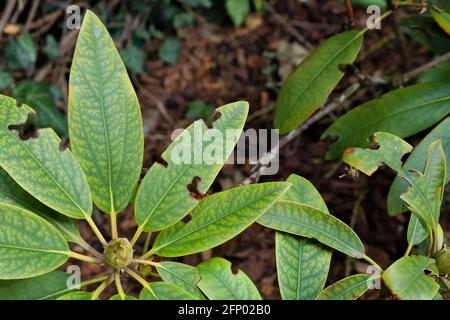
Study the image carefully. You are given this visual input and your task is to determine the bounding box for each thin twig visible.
[396,51,450,84]
[0,0,16,37]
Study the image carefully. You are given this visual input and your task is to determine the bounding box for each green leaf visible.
[0,271,74,300]
[120,45,145,75]
[0,204,69,279]
[407,215,428,246]
[258,201,365,258]
[323,83,450,159]
[431,7,450,35]
[0,69,13,90]
[151,182,291,257]
[0,96,92,219]
[274,31,363,133]
[226,0,250,27]
[173,12,195,30]
[400,140,446,235]
[343,0,387,11]
[315,274,371,300]
[275,174,332,300]
[342,132,413,176]
[388,117,450,216]
[135,101,248,232]
[417,61,450,83]
[158,37,181,65]
[57,291,93,300]
[197,258,261,300]
[4,33,37,71]
[140,282,197,300]
[185,99,215,121]
[43,35,60,61]
[156,261,205,299]
[109,294,137,300]
[0,167,81,243]
[69,10,144,214]
[13,81,68,137]
[382,256,439,300]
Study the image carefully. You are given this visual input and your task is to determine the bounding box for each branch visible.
[396,51,450,84]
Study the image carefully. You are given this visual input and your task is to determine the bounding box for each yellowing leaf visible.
[431,7,450,35]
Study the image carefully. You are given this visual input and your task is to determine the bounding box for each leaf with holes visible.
[342,132,413,176]
[382,256,439,300]
[274,31,363,133]
[150,182,290,257]
[156,261,205,299]
[323,83,450,160]
[0,204,69,279]
[388,117,450,216]
[0,96,92,219]
[0,167,81,243]
[140,282,197,300]
[275,174,332,300]
[69,10,143,214]
[258,201,365,258]
[196,258,261,300]
[135,101,248,232]
[315,274,371,300]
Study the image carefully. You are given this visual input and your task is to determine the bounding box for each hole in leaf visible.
[187,176,205,200]
[338,63,354,73]
[206,110,222,129]
[59,137,70,151]
[181,214,192,224]
[8,123,39,141]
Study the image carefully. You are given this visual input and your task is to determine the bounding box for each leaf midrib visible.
[0,243,67,255]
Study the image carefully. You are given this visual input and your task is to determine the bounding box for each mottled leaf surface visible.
[274,31,363,133]
[156,261,205,299]
[0,95,92,219]
[324,83,450,159]
[140,282,196,300]
[315,274,371,300]
[69,10,143,214]
[382,256,439,300]
[0,205,69,279]
[275,174,331,300]
[196,258,261,300]
[135,101,248,232]
[259,201,365,258]
[151,182,290,257]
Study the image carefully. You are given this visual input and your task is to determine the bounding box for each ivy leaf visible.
[388,117,450,216]
[57,292,93,300]
[13,81,68,137]
[0,96,92,219]
[315,274,371,300]
[158,37,181,65]
[135,101,248,232]
[0,271,74,300]
[275,174,332,300]
[4,33,37,71]
[342,132,413,176]
[185,100,215,121]
[431,7,450,35]
[323,83,450,160]
[151,182,291,257]
[226,0,250,27]
[0,167,81,243]
[400,140,446,235]
[258,201,365,258]
[274,31,363,133]
[382,256,439,300]
[197,258,261,300]
[140,282,197,300]
[0,204,69,279]
[69,10,144,214]
[120,45,145,75]
[156,261,205,299]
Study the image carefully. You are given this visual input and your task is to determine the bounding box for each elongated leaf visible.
[197,258,261,300]
[69,10,143,214]
[342,132,413,175]
[323,83,450,159]
[109,294,137,300]
[0,167,81,243]
[274,31,363,133]
[431,7,450,35]
[140,282,196,300]
[315,274,371,300]
[276,174,331,300]
[151,182,290,257]
[0,271,74,300]
[388,117,450,216]
[135,101,248,232]
[407,215,428,246]
[259,201,365,258]
[417,62,450,83]
[400,141,446,235]
[156,261,205,299]
[226,0,250,27]
[57,291,93,300]
[0,96,92,219]
[382,256,439,300]
[0,204,69,279]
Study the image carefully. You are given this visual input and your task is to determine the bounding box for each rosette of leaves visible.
[0,10,291,300]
